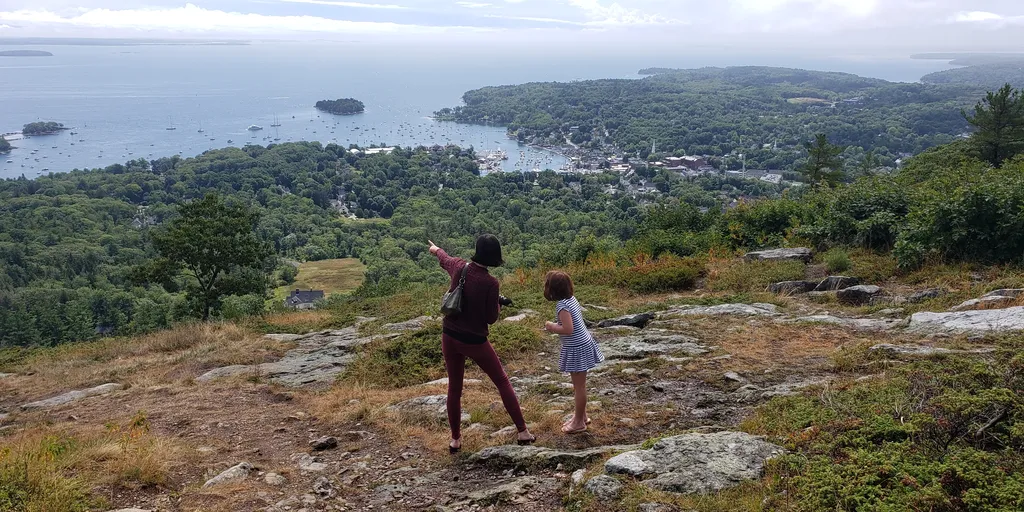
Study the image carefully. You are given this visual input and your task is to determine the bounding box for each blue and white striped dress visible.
[556,296,605,373]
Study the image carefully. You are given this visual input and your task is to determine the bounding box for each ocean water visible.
[0,42,953,180]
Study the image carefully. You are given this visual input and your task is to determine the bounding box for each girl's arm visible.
[544,309,574,336]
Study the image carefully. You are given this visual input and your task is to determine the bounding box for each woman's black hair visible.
[471,234,504,267]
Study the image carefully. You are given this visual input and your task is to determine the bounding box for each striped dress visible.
[556,296,605,373]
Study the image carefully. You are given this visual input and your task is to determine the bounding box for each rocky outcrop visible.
[202,462,253,488]
[909,288,944,304]
[836,285,883,306]
[814,276,860,292]
[661,303,779,318]
[387,395,470,424]
[600,332,709,360]
[604,432,784,494]
[462,476,559,506]
[950,289,1024,312]
[778,315,905,331]
[470,444,638,470]
[908,307,1024,334]
[744,248,813,263]
[197,325,393,386]
[870,343,996,357]
[767,281,817,295]
[20,383,124,411]
[383,316,436,332]
[597,313,656,329]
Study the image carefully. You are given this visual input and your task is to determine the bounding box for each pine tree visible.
[802,134,845,186]
[963,84,1024,167]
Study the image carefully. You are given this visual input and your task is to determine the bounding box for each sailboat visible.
[270,115,281,128]
[198,121,205,133]
[165,116,176,131]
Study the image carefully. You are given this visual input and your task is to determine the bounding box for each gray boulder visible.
[778,315,905,332]
[836,285,883,306]
[983,289,1024,299]
[387,395,470,424]
[744,248,813,263]
[950,296,1016,312]
[202,462,253,488]
[767,281,816,295]
[21,383,124,411]
[383,316,436,332]
[597,313,656,329]
[908,307,1024,334]
[814,276,860,292]
[584,475,623,500]
[470,444,638,470]
[309,436,337,451]
[463,476,558,506]
[604,432,784,494]
[908,288,944,304]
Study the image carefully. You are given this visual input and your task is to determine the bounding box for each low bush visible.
[344,324,445,388]
[821,248,852,274]
[745,352,1024,510]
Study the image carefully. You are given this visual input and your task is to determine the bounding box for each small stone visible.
[313,476,335,497]
[836,285,883,306]
[342,431,371,442]
[264,472,287,486]
[570,469,587,487]
[723,371,747,384]
[584,475,624,500]
[202,462,254,488]
[310,436,338,451]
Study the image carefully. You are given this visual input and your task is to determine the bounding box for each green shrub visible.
[220,294,265,320]
[617,255,705,293]
[822,248,852,274]
[343,324,445,387]
[722,198,807,250]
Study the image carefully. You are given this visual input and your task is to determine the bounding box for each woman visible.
[429,235,536,453]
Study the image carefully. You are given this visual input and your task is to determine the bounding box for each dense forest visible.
[435,66,986,170]
[22,121,66,135]
[314,98,365,115]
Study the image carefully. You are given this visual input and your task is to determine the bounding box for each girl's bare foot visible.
[562,415,592,427]
[562,421,587,434]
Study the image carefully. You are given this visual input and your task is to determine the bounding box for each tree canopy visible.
[962,84,1024,166]
[0,136,10,153]
[315,98,365,115]
[22,122,66,135]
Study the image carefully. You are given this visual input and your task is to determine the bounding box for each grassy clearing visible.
[272,258,366,302]
[0,413,185,512]
[786,97,831,105]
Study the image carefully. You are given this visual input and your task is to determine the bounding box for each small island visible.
[23,121,67,136]
[0,50,54,57]
[315,98,365,115]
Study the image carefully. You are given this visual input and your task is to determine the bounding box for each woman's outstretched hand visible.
[428,239,441,255]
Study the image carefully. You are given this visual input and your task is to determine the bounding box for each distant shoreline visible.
[0,50,53,57]
[0,37,249,47]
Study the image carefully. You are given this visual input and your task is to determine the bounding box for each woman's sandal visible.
[449,439,462,454]
[516,434,537,446]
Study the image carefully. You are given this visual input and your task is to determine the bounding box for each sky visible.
[1,0,1023,50]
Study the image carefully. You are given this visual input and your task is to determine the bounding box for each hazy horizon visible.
[1,1,1022,52]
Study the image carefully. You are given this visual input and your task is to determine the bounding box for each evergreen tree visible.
[802,134,845,186]
[963,84,1024,167]
[151,194,271,320]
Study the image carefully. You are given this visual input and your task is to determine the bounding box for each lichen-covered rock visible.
[387,395,470,424]
[908,288,944,303]
[471,444,639,470]
[463,476,559,505]
[744,248,813,262]
[661,303,779,318]
[778,314,905,331]
[908,307,1024,334]
[836,285,883,306]
[950,296,1017,312]
[600,332,709,360]
[383,316,436,332]
[604,432,784,494]
[869,344,995,357]
[584,475,623,500]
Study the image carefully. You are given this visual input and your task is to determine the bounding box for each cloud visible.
[278,0,408,9]
[456,1,492,7]
[0,3,488,34]
[565,0,680,25]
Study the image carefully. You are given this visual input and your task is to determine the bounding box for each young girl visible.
[543,271,604,434]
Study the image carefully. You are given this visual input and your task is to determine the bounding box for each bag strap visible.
[457,262,470,288]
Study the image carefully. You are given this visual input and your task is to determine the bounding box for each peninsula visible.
[315,98,365,115]
[0,50,53,57]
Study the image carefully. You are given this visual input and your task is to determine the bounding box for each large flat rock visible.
[387,395,470,424]
[21,383,124,411]
[471,444,639,470]
[604,431,784,494]
[778,315,905,332]
[197,325,390,386]
[661,303,780,318]
[600,331,709,360]
[744,248,812,262]
[908,307,1024,334]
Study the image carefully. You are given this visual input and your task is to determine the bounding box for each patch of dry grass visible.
[272,258,366,302]
[704,258,807,293]
[1,323,287,398]
[0,413,188,511]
